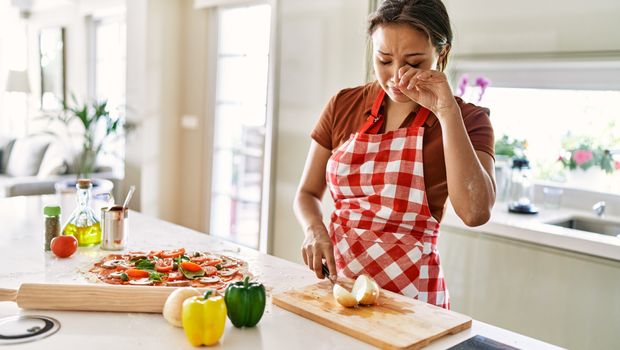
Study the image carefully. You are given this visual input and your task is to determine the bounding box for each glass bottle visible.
[63,179,102,246]
[507,158,538,214]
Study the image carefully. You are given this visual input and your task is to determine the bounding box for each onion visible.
[352,275,380,305]
[163,287,202,327]
[332,283,358,308]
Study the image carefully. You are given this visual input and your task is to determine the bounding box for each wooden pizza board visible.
[272,280,471,350]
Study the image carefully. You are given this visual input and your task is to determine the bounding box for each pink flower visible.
[573,150,593,165]
[457,74,469,97]
[475,76,491,102]
[615,161,620,170]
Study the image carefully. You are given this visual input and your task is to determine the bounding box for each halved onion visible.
[333,283,358,308]
[352,275,380,305]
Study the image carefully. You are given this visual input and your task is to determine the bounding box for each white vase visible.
[566,168,608,191]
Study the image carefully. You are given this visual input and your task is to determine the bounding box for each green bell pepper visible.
[224,276,266,328]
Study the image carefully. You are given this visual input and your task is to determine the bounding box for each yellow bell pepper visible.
[182,291,227,346]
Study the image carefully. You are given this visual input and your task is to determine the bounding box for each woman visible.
[294,0,496,309]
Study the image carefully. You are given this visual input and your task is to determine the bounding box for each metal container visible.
[100,205,128,250]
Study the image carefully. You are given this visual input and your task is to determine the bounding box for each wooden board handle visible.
[0,288,18,302]
[15,283,176,313]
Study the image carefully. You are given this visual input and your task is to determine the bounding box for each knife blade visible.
[322,263,335,285]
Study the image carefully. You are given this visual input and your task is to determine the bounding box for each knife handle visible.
[0,288,18,302]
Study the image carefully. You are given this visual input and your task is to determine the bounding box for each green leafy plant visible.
[495,135,527,158]
[42,95,135,178]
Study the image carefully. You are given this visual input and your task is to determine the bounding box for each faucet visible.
[592,201,606,217]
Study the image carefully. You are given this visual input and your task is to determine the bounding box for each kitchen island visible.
[0,195,561,349]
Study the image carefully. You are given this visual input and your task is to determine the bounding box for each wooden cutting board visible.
[272,280,471,350]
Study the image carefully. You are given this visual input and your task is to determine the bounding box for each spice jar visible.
[44,206,62,251]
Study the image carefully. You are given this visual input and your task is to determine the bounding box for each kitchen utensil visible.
[0,283,177,313]
[321,263,335,285]
[123,185,135,208]
[100,205,128,250]
[272,280,471,350]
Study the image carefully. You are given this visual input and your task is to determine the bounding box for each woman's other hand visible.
[396,67,457,118]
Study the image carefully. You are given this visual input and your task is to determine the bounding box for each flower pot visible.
[566,168,608,191]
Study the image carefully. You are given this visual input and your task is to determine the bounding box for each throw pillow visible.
[0,138,16,173]
[5,136,51,177]
[37,141,69,178]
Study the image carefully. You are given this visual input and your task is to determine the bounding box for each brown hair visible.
[368,0,453,71]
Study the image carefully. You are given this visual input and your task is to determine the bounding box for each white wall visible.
[270,0,368,262]
[444,0,620,56]
[125,0,182,221]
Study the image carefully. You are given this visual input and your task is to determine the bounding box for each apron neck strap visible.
[358,88,431,134]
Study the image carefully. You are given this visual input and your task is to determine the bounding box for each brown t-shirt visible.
[311,81,494,222]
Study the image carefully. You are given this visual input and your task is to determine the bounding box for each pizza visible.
[89,248,249,292]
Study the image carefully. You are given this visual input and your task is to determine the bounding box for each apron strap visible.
[357,88,432,134]
[358,89,386,134]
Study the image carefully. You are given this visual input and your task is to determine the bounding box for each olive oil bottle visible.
[63,179,102,246]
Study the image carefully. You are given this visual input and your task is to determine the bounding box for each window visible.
[93,16,126,116]
[90,15,127,175]
[209,4,273,249]
[452,57,620,194]
[483,87,620,193]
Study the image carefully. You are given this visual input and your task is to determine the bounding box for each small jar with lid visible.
[44,205,62,251]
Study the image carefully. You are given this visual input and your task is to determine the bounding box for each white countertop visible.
[442,201,620,261]
[0,195,562,349]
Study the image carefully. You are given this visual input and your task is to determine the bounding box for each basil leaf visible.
[215,264,222,270]
[135,259,155,270]
[120,272,129,281]
[179,267,205,280]
[149,271,163,282]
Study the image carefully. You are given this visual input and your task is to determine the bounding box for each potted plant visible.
[557,133,620,189]
[42,95,135,179]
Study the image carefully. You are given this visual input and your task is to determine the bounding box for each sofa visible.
[0,135,120,198]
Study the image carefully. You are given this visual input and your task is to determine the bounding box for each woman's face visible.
[371,23,441,104]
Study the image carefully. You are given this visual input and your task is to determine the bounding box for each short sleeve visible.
[463,107,495,160]
[310,94,337,150]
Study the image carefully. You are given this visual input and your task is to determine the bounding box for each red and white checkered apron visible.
[326,89,449,308]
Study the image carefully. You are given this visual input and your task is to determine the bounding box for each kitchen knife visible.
[322,263,335,285]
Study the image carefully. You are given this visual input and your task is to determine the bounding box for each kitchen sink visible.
[547,216,620,237]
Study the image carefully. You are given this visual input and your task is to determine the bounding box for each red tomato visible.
[126,269,150,278]
[161,248,185,258]
[155,258,174,273]
[180,261,202,272]
[203,266,217,276]
[148,250,163,258]
[50,236,78,258]
[167,272,183,281]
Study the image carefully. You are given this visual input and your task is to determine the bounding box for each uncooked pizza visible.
[89,248,249,291]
